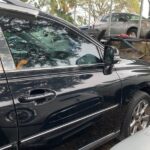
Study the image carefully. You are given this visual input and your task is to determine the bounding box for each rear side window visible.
[111,14,121,22]
[0,15,101,70]
[101,14,122,22]
[127,14,140,21]
[126,14,145,21]
[101,15,110,22]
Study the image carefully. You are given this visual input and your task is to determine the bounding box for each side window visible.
[0,16,101,70]
[112,14,120,22]
[127,14,140,21]
[102,14,122,22]
[101,15,110,22]
[112,14,126,22]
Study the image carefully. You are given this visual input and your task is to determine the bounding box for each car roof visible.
[0,0,74,29]
[103,12,139,16]
[0,0,39,16]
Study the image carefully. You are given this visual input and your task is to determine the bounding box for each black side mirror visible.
[103,46,120,75]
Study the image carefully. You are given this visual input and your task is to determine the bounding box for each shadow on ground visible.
[96,139,119,150]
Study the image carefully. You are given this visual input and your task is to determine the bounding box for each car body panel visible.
[4,66,121,149]
[0,28,18,149]
[115,59,150,100]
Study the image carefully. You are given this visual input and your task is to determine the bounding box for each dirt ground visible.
[112,40,150,62]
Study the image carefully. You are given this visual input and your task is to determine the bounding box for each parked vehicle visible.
[80,25,92,31]
[0,1,150,150]
[111,126,150,150]
[93,13,150,39]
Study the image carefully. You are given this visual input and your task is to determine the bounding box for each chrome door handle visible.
[19,89,56,103]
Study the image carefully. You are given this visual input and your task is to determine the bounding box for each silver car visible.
[93,13,150,38]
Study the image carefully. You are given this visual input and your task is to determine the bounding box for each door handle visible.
[19,89,56,103]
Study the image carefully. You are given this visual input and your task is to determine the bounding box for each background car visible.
[93,13,150,39]
[111,126,150,150]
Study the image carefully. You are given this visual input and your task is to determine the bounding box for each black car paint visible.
[4,65,121,149]
[0,5,150,150]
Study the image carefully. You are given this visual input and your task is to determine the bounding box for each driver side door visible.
[1,12,121,150]
[111,14,127,35]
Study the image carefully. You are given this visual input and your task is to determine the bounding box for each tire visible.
[127,28,137,38]
[97,30,106,41]
[121,91,150,139]
[146,32,150,39]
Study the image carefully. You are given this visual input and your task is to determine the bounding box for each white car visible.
[111,127,150,150]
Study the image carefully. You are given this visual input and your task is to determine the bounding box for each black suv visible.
[0,0,150,150]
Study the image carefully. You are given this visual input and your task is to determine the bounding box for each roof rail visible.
[1,0,37,10]
[0,2,39,16]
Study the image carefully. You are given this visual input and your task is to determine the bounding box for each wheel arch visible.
[122,83,150,104]
[126,27,138,34]
[146,31,150,39]
[119,83,150,139]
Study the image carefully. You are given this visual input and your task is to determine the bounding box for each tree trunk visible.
[148,0,150,18]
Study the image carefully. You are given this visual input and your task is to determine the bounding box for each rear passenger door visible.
[111,14,127,35]
[0,12,121,150]
[0,28,18,149]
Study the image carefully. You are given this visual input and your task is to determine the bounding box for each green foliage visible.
[20,0,140,25]
[114,0,140,13]
[49,0,75,23]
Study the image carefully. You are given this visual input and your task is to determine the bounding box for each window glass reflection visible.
[0,16,101,69]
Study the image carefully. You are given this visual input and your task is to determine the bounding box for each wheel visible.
[97,30,106,41]
[127,28,137,38]
[146,32,150,39]
[121,91,150,138]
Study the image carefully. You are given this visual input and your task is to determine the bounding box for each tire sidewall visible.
[127,29,137,38]
[121,91,150,138]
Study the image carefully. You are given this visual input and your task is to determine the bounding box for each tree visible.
[49,0,75,23]
[115,0,140,13]
[20,0,140,25]
[27,0,75,23]
[148,0,150,18]
[79,0,140,22]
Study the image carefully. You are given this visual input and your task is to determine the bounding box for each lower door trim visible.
[0,144,12,150]
[79,130,120,150]
[21,104,119,143]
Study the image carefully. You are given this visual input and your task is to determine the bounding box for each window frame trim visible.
[0,27,16,71]
[5,63,105,73]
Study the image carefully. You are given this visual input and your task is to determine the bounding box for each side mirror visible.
[103,46,120,75]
